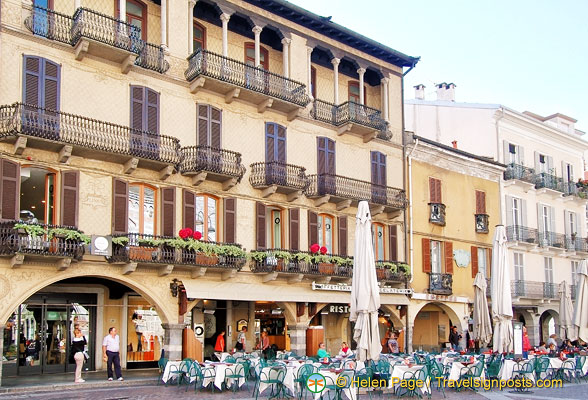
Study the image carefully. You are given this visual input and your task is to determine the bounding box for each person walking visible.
[71,327,87,383]
[236,326,247,351]
[449,326,461,351]
[102,327,123,381]
[522,326,531,358]
[214,330,225,360]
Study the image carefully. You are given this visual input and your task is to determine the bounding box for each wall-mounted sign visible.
[194,323,204,343]
[90,235,112,256]
[311,282,413,295]
[329,305,351,313]
[453,249,470,268]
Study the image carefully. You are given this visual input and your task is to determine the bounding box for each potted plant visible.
[292,252,311,273]
[47,227,90,258]
[310,244,334,275]
[273,250,293,271]
[376,261,396,280]
[331,256,353,276]
[217,244,247,268]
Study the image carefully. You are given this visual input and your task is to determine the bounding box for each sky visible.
[288,0,588,133]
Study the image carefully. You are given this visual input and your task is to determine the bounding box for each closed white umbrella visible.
[350,201,381,362]
[491,225,513,353]
[573,260,588,342]
[473,272,492,346]
[558,281,575,340]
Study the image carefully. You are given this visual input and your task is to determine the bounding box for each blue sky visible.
[288,0,588,132]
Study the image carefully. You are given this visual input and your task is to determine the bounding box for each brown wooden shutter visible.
[145,88,159,134]
[183,190,195,230]
[130,86,145,131]
[197,104,210,146]
[210,106,222,149]
[308,210,318,247]
[289,208,299,251]
[256,202,266,249]
[61,170,79,227]
[43,59,60,112]
[422,238,431,273]
[224,198,236,243]
[23,56,41,106]
[161,187,175,236]
[475,190,486,214]
[444,241,454,274]
[429,178,442,203]
[389,225,398,261]
[0,159,20,221]
[471,246,478,278]
[277,125,286,163]
[338,216,347,255]
[436,179,442,203]
[487,249,492,278]
[112,178,128,234]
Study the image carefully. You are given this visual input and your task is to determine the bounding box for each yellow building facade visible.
[406,136,504,352]
[0,0,418,381]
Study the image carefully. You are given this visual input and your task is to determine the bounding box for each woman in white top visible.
[338,341,353,357]
[71,328,87,383]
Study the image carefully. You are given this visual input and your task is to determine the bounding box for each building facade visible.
[0,0,418,381]
[406,84,588,346]
[405,135,503,352]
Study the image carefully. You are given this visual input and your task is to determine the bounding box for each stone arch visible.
[539,308,559,343]
[380,305,405,329]
[0,265,177,326]
[412,301,464,330]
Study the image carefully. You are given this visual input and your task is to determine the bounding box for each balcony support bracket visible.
[261,185,278,198]
[316,276,331,284]
[158,264,174,277]
[74,39,89,61]
[191,267,207,279]
[262,272,279,283]
[314,195,330,207]
[124,158,139,174]
[221,269,237,281]
[57,258,72,271]
[287,190,302,202]
[336,199,352,211]
[337,123,353,136]
[287,109,302,121]
[10,254,24,268]
[14,137,27,155]
[288,274,304,284]
[363,131,378,143]
[58,145,73,163]
[121,55,135,75]
[370,206,385,216]
[387,210,402,219]
[189,77,206,94]
[222,178,238,191]
[122,262,138,275]
[257,99,273,113]
[159,165,174,181]
[224,88,240,104]
[192,172,207,186]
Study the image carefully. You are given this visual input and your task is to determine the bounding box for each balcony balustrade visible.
[537,231,566,249]
[571,284,577,300]
[429,203,446,226]
[0,221,86,263]
[535,172,565,196]
[249,162,308,200]
[24,5,73,45]
[511,280,558,299]
[0,103,180,170]
[305,174,406,213]
[475,214,489,233]
[505,225,538,245]
[312,99,388,141]
[185,50,309,114]
[428,273,453,295]
[134,42,170,74]
[504,163,536,185]
[179,146,246,190]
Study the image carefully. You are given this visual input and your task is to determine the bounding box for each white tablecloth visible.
[313,371,357,400]
[498,360,533,382]
[161,361,181,383]
[390,365,430,395]
[258,366,297,395]
[447,361,485,382]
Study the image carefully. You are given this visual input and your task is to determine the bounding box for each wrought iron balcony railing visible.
[179,146,246,181]
[511,280,558,299]
[429,273,453,295]
[504,163,535,184]
[429,203,446,226]
[0,221,86,260]
[108,233,246,270]
[305,174,406,209]
[475,214,489,233]
[311,99,388,132]
[185,50,310,107]
[535,172,565,193]
[0,103,181,165]
[135,42,170,74]
[25,5,73,45]
[565,235,588,252]
[505,225,538,244]
[563,181,588,199]
[249,162,309,191]
[537,231,566,248]
[250,249,353,278]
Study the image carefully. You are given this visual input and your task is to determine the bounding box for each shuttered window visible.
[224,198,236,243]
[183,191,218,241]
[289,208,299,251]
[422,238,431,273]
[318,214,334,254]
[130,85,159,133]
[112,178,129,234]
[128,184,157,235]
[308,210,318,247]
[256,202,266,249]
[0,159,20,221]
[161,187,175,237]
[22,55,60,111]
[197,104,221,148]
[475,190,486,214]
[317,137,336,175]
[471,246,478,278]
[265,123,286,162]
[338,216,347,256]
[372,223,385,260]
[371,151,387,186]
[389,225,398,261]
[61,171,79,227]
[429,178,442,203]
[444,241,453,274]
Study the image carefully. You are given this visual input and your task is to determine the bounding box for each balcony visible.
[429,203,446,226]
[428,273,453,295]
[249,162,309,201]
[185,50,310,114]
[511,280,558,300]
[475,214,489,233]
[108,233,246,279]
[503,163,536,191]
[505,225,538,249]
[305,174,406,214]
[24,5,73,46]
[562,181,588,205]
[537,231,566,254]
[0,221,86,268]
[311,99,388,141]
[134,42,170,74]
[535,173,564,198]
[0,103,180,173]
[179,146,246,190]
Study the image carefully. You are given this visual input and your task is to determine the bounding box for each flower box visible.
[130,246,157,261]
[318,262,335,275]
[376,268,387,280]
[195,253,219,266]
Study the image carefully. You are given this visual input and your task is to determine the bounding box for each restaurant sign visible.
[311,282,413,295]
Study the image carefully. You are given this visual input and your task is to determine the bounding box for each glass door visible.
[17,304,43,375]
[40,302,68,374]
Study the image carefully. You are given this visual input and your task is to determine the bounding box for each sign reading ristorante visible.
[311,282,413,295]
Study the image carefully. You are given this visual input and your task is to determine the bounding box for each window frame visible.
[19,164,58,225]
[128,182,158,235]
[193,194,219,242]
[317,213,335,254]
[244,42,269,70]
[372,222,386,261]
[193,20,206,52]
[266,205,285,248]
[347,81,366,104]
[513,252,524,281]
[544,257,553,283]
[430,240,442,274]
[116,0,148,41]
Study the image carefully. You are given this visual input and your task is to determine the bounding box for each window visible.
[245,43,269,70]
[265,206,284,248]
[571,261,579,284]
[117,0,147,41]
[563,162,573,183]
[429,178,442,203]
[348,81,365,103]
[513,252,524,281]
[19,167,56,225]
[265,123,286,163]
[505,142,521,165]
[512,197,522,226]
[193,21,206,52]
[430,240,442,274]
[128,183,156,235]
[371,151,387,204]
[317,214,334,253]
[310,66,316,99]
[130,86,160,134]
[317,137,336,196]
[32,1,55,37]
[566,211,577,237]
[372,223,385,261]
[194,195,218,241]
[477,248,488,277]
[544,257,553,283]
[197,104,221,148]
[23,56,60,112]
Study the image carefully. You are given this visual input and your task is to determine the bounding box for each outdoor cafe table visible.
[258,365,298,396]
[201,361,245,390]
[161,360,182,383]
[390,365,430,395]
[498,359,535,383]
[313,370,357,400]
[446,361,485,382]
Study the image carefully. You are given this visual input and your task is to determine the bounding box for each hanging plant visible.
[48,227,91,244]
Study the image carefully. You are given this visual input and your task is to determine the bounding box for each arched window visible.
[317,214,334,253]
[193,21,206,52]
[195,194,218,242]
[372,223,386,261]
[245,42,269,70]
[128,183,157,235]
[117,0,147,41]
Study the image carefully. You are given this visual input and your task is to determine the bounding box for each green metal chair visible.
[456,360,484,392]
[534,356,551,380]
[396,367,427,399]
[511,360,534,392]
[225,355,236,363]
[355,367,374,399]
[376,359,391,387]
[562,355,586,384]
[224,362,248,392]
[166,359,191,386]
[255,366,286,400]
[427,360,448,398]
[295,364,316,400]
[156,357,168,385]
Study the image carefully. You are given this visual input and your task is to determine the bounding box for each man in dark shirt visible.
[448,326,461,351]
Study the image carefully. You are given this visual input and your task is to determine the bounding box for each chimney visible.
[436,82,456,102]
[414,84,425,100]
[452,140,457,149]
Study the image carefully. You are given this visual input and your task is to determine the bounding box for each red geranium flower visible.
[310,243,320,253]
[193,231,202,240]
[178,228,189,239]
[184,228,193,238]
[320,246,328,255]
